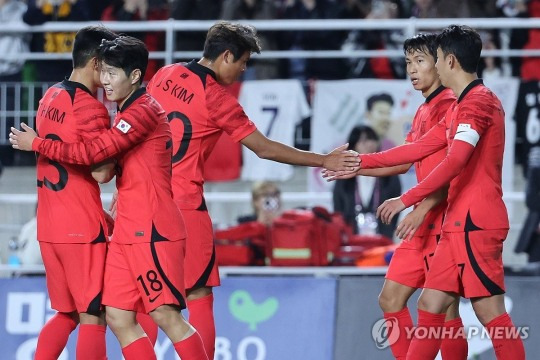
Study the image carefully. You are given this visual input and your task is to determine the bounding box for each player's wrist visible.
[400,193,414,208]
[31,137,43,152]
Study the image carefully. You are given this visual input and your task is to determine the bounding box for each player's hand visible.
[321,168,358,181]
[9,123,37,151]
[395,208,425,241]
[377,197,406,225]
[322,144,360,172]
[103,208,115,237]
[109,190,118,220]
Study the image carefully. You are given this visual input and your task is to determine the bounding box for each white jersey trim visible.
[454,123,480,146]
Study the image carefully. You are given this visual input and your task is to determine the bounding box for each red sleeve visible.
[74,94,110,141]
[206,81,256,142]
[360,118,447,168]
[400,140,475,207]
[32,103,157,165]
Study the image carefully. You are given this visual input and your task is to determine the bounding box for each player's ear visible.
[223,50,232,64]
[130,69,142,85]
[449,54,456,69]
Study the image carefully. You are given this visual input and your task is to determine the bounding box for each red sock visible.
[137,312,159,345]
[77,324,107,360]
[406,309,446,360]
[440,318,468,360]
[485,313,525,360]
[188,294,215,359]
[173,332,208,360]
[35,312,77,360]
[122,337,156,360]
[383,307,414,360]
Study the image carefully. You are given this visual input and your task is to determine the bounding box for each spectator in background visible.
[497,0,529,77]
[411,0,470,18]
[342,0,406,79]
[478,29,503,80]
[517,0,540,80]
[0,0,29,166]
[220,0,280,79]
[333,125,401,239]
[0,0,28,83]
[238,181,283,226]
[23,0,90,82]
[362,93,396,150]
[171,0,223,60]
[101,0,169,81]
[279,0,350,80]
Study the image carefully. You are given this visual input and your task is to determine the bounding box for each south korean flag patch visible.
[116,119,132,134]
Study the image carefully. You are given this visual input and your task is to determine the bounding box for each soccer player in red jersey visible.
[349,25,525,360]
[26,26,117,360]
[11,36,208,360]
[145,21,360,358]
[324,33,467,360]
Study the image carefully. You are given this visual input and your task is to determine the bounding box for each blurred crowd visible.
[2,0,540,83]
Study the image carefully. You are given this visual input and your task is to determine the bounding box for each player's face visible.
[435,47,450,87]
[368,101,392,137]
[405,49,439,95]
[219,51,250,85]
[100,62,138,106]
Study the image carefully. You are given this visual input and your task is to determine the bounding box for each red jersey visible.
[405,86,455,236]
[361,80,509,232]
[146,61,257,210]
[33,88,186,244]
[35,80,109,243]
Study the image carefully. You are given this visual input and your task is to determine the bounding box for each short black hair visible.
[98,36,148,84]
[437,25,482,74]
[73,26,117,68]
[366,93,394,111]
[403,33,438,61]
[347,125,380,151]
[203,21,261,61]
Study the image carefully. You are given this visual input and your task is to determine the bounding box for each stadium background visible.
[1,1,540,359]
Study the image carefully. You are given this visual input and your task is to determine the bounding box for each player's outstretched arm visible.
[394,186,448,241]
[10,114,155,165]
[322,163,412,182]
[241,129,360,172]
[360,120,447,169]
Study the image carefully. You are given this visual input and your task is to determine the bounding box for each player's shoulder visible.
[463,84,502,110]
[439,88,457,102]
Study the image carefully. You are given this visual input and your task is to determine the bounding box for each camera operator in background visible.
[238,181,283,227]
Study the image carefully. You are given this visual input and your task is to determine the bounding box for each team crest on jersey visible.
[116,119,132,133]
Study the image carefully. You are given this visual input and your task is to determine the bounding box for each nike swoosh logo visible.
[456,130,466,134]
[149,293,162,303]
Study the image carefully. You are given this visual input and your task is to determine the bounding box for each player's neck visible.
[69,69,97,94]
[450,73,478,99]
[422,81,442,98]
[198,57,215,71]
[117,85,140,110]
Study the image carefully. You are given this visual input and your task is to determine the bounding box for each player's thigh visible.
[385,236,426,289]
[56,242,107,314]
[470,294,507,325]
[181,208,220,290]
[103,241,146,313]
[39,242,76,312]
[424,234,462,296]
[455,230,507,298]
[127,240,187,313]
